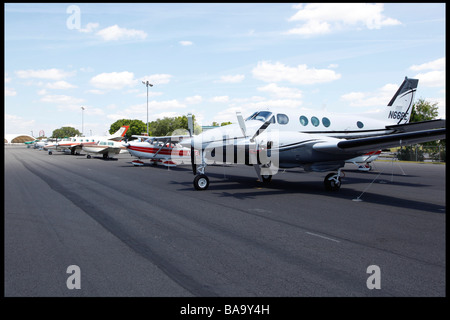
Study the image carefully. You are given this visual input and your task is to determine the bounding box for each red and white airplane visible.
[123,135,195,167]
[82,126,130,159]
[45,126,128,156]
[346,150,382,171]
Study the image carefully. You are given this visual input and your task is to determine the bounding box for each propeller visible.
[235,111,272,142]
[236,112,273,180]
[187,113,197,175]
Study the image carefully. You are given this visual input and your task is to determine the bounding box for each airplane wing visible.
[131,135,190,142]
[313,128,446,154]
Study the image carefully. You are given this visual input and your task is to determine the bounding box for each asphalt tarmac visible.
[4,146,446,298]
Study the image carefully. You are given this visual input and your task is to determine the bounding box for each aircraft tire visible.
[261,174,272,183]
[324,173,341,191]
[103,153,108,159]
[48,151,52,155]
[194,174,209,191]
[87,155,91,159]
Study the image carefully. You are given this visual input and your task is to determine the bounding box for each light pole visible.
[142,81,153,135]
[81,106,85,136]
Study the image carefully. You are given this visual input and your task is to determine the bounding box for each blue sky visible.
[5,3,445,137]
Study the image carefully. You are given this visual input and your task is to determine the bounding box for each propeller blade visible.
[187,113,194,137]
[187,113,197,174]
[236,111,246,137]
[190,144,197,175]
[253,164,262,182]
[250,120,272,142]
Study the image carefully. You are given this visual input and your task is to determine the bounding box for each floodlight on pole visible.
[142,81,153,136]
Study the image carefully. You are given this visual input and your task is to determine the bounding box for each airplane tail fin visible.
[108,126,130,141]
[385,77,418,125]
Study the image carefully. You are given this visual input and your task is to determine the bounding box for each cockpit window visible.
[245,111,274,122]
[277,113,289,125]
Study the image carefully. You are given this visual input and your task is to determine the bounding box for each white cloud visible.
[414,71,445,88]
[46,81,77,89]
[210,96,229,103]
[96,25,147,41]
[5,73,11,83]
[83,107,105,116]
[185,95,202,104]
[137,91,164,98]
[5,87,17,96]
[40,94,85,105]
[217,74,245,83]
[257,83,303,99]
[286,3,401,36]
[409,57,444,71]
[86,89,106,95]
[15,68,75,80]
[341,83,398,107]
[120,100,187,119]
[409,58,445,87]
[5,114,35,132]
[212,107,245,124]
[140,74,172,85]
[179,40,193,46]
[79,22,99,33]
[90,71,135,90]
[252,61,341,84]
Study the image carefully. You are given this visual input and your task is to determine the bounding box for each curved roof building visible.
[4,134,35,144]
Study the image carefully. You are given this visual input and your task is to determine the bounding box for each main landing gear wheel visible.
[48,151,52,155]
[324,172,341,191]
[194,174,209,191]
[103,153,108,160]
[261,174,272,183]
[87,155,91,159]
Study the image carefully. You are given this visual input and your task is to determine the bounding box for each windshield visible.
[245,111,273,122]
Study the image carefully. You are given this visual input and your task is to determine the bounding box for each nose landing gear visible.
[324,169,343,191]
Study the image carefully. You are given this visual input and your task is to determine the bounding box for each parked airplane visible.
[123,135,194,166]
[181,77,445,190]
[82,126,130,159]
[346,150,382,171]
[45,126,129,156]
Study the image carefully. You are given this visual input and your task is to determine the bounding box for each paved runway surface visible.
[5,146,446,297]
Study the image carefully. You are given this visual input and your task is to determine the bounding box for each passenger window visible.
[277,114,289,125]
[299,116,308,126]
[322,117,331,127]
[311,116,320,127]
[357,121,364,129]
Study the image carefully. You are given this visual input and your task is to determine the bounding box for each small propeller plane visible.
[45,126,129,156]
[82,126,130,159]
[123,134,194,166]
[180,77,445,191]
[345,150,382,171]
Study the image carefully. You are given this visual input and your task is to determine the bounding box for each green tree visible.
[109,119,146,140]
[397,99,445,161]
[220,121,232,126]
[51,126,81,138]
[149,114,199,136]
[410,98,439,122]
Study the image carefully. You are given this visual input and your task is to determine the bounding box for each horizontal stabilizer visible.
[386,119,446,133]
[314,128,446,154]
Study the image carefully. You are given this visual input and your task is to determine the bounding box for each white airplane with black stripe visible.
[181,77,445,191]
